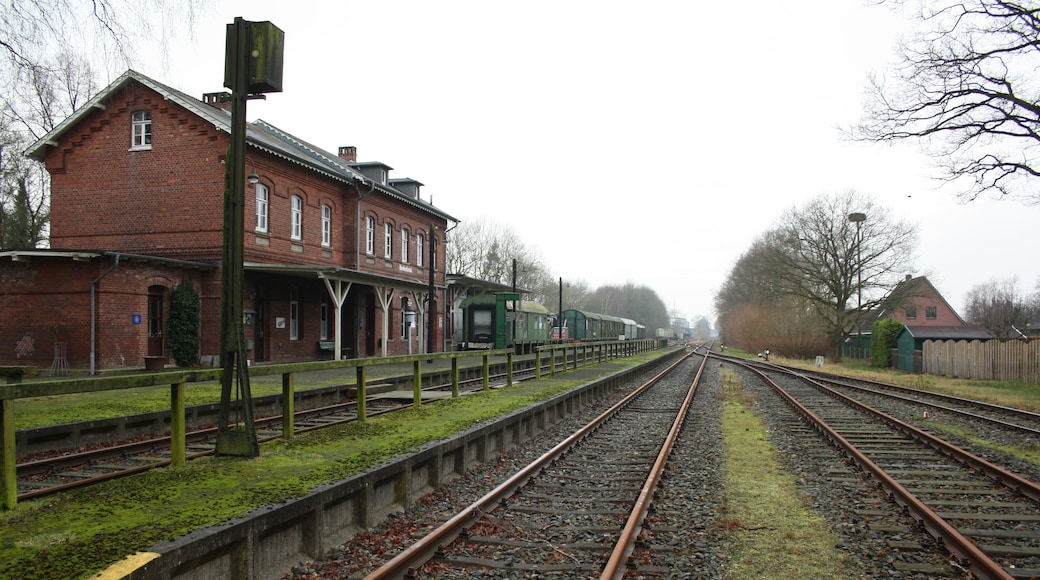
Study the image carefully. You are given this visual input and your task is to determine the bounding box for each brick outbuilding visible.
[2,70,457,373]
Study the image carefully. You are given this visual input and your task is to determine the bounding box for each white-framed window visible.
[289,285,300,340]
[321,205,331,247]
[401,228,409,263]
[131,110,152,150]
[416,233,424,267]
[320,298,329,340]
[291,195,303,240]
[400,298,408,339]
[255,183,269,233]
[365,216,375,254]
[384,223,393,258]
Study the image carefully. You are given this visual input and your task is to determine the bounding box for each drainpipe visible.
[90,253,121,375]
[353,177,375,355]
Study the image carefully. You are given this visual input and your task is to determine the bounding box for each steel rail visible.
[600,350,708,579]
[722,356,1014,580]
[753,360,1040,437]
[363,352,694,580]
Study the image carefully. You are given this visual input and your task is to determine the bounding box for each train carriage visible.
[460,293,550,352]
[559,309,627,341]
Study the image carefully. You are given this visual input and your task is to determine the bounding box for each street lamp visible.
[848,212,866,309]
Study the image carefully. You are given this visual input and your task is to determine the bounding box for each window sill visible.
[129,145,152,152]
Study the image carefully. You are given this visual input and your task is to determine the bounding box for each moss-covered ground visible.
[719,367,854,578]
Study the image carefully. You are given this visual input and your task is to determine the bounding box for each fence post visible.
[482,353,491,391]
[535,349,542,380]
[413,360,423,406]
[282,372,294,440]
[1,397,14,509]
[171,380,186,466]
[507,352,514,386]
[356,365,367,422]
[452,356,460,397]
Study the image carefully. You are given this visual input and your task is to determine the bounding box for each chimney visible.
[202,92,232,112]
[338,146,357,163]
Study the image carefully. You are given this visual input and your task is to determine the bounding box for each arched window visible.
[366,216,375,254]
[256,184,269,233]
[291,195,303,240]
[416,233,424,267]
[401,228,409,263]
[321,205,331,247]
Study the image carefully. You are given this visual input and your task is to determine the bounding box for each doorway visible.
[147,286,166,357]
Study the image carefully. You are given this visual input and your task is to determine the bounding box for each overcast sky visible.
[117,0,1038,323]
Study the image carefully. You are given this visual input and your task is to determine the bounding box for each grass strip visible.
[0,352,665,579]
[719,368,852,579]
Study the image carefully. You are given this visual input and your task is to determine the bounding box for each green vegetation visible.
[870,319,903,368]
[719,368,853,578]
[0,352,665,579]
[167,281,201,367]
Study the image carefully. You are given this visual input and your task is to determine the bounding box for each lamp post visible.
[848,212,866,309]
[558,277,563,340]
[848,212,866,360]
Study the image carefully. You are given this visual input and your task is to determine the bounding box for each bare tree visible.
[856,0,1040,203]
[716,190,918,358]
[445,218,553,295]
[964,277,1031,339]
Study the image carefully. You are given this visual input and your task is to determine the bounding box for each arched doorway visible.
[147,285,166,357]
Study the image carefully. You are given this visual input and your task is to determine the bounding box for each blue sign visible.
[132,314,142,325]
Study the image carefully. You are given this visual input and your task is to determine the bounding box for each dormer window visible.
[131,110,152,150]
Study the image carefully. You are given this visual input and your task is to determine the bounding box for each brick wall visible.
[0,256,208,370]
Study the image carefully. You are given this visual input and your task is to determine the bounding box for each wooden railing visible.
[0,341,660,509]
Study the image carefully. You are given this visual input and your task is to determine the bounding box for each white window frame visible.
[291,195,303,240]
[131,110,152,150]
[289,286,300,340]
[255,183,269,233]
[384,223,393,258]
[321,205,331,247]
[416,233,424,267]
[365,216,375,255]
[401,228,409,263]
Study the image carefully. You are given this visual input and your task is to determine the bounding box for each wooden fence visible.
[921,339,1040,383]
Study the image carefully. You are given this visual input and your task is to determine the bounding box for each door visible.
[254,298,268,362]
[147,286,165,357]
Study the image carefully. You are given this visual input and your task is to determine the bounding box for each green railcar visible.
[559,309,627,341]
[460,293,550,352]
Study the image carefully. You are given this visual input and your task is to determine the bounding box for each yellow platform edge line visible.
[92,551,161,579]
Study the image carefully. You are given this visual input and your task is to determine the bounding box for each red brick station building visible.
[0,70,461,373]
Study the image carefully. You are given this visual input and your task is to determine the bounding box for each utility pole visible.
[216,18,283,457]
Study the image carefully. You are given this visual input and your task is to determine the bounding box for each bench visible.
[318,341,351,359]
[0,366,38,384]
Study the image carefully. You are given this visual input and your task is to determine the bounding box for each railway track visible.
[363,351,707,579]
[774,364,1040,440]
[725,356,1040,580]
[14,363,544,501]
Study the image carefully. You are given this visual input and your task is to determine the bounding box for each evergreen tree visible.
[168,281,201,367]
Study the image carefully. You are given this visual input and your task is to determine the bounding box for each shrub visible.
[168,281,200,367]
[870,319,903,368]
